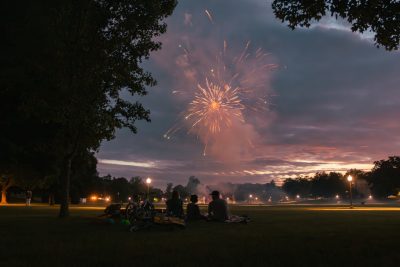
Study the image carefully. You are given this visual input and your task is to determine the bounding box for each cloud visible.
[99,159,157,168]
[309,17,375,41]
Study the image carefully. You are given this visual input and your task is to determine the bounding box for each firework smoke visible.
[162,9,277,159]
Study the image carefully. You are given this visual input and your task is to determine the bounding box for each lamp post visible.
[146,177,152,200]
[347,175,353,208]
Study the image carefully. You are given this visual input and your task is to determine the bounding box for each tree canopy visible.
[272,0,400,50]
[0,0,177,215]
[367,156,400,197]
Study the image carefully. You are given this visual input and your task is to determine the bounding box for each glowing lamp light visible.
[347,175,353,182]
[105,197,110,202]
[90,195,97,201]
[296,195,300,199]
[255,197,258,200]
[146,177,152,184]
[128,197,131,201]
[335,195,339,199]
[369,195,373,199]
[249,194,253,198]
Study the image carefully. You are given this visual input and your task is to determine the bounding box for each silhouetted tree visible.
[69,151,99,204]
[310,172,345,198]
[149,188,164,200]
[173,185,189,200]
[366,156,400,198]
[272,0,400,50]
[269,180,276,188]
[282,177,311,198]
[1,1,177,217]
[0,110,59,204]
[165,183,174,198]
[129,177,146,197]
[104,178,131,202]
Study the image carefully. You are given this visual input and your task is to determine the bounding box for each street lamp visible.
[347,175,353,208]
[146,177,152,199]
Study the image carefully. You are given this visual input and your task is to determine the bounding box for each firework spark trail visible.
[205,9,213,23]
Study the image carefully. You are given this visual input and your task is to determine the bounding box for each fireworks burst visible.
[186,78,244,134]
[164,9,277,156]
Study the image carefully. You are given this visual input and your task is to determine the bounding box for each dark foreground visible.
[1,204,400,267]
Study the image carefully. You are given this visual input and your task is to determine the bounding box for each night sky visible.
[96,0,400,188]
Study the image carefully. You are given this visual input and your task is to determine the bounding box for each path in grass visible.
[1,204,399,267]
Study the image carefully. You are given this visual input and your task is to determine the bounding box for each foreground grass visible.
[1,204,400,267]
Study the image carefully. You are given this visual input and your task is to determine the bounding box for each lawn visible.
[1,204,400,267]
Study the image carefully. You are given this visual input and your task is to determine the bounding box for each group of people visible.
[166,190,229,222]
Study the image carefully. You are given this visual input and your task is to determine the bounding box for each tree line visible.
[282,156,400,199]
[2,156,399,204]
[1,170,202,205]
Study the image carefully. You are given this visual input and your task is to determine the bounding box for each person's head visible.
[190,194,198,203]
[171,190,180,200]
[210,190,220,201]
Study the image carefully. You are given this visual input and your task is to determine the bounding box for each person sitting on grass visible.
[186,194,205,221]
[166,190,184,218]
[207,191,250,224]
[208,190,228,222]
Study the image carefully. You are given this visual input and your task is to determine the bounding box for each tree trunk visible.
[0,177,12,205]
[59,157,72,217]
[0,187,7,205]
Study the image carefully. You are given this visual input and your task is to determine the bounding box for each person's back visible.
[186,195,202,221]
[208,191,228,222]
[166,191,183,217]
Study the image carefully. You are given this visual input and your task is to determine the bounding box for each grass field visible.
[1,204,400,267]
